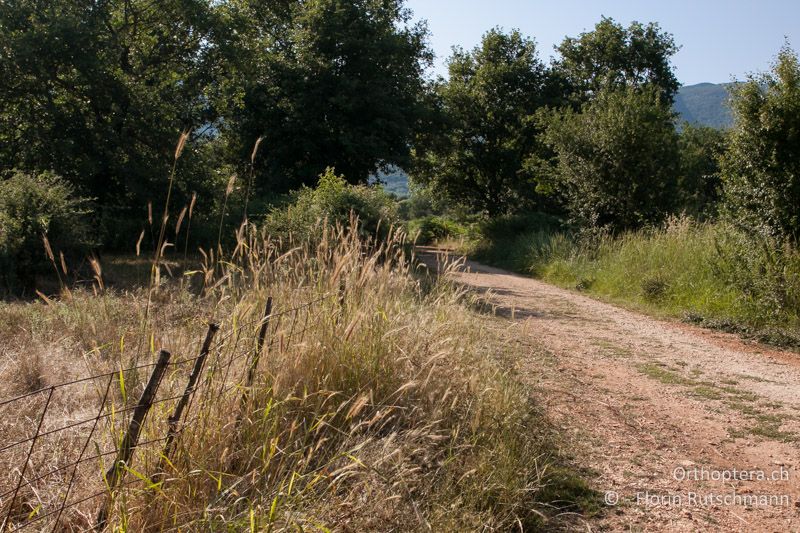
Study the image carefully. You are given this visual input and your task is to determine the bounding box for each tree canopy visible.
[220,0,433,193]
[4,2,798,258]
[721,45,800,242]
[0,0,218,226]
[413,29,555,216]
[0,0,433,246]
[555,17,680,104]
[540,86,679,231]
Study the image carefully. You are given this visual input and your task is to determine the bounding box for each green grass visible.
[692,385,725,400]
[629,358,795,443]
[469,215,800,348]
[636,363,697,385]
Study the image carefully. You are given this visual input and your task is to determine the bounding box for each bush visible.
[712,228,800,325]
[262,168,398,243]
[407,216,468,245]
[470,212,567,272]
[721,46,800,242]
[0,171,93,294]
[481,212,563,237]
[676,124,726,219]
[539,86,679,232]
[397,182,449,220]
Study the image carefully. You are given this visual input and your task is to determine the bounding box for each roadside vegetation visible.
[469,217,800,347]
[0,172,597,529]
[407,29,800,349]
[2,1,800,529]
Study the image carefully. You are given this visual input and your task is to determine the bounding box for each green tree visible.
[413,29,556,216]
[677,124,726,218]
[540,86,679,231]
[218,0,432,194]
[0,171,92,294]
[0,0,219,244]
[555,17,680,104]
[721,45,800,242]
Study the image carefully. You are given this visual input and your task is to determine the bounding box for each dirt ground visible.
[420,248,800,532]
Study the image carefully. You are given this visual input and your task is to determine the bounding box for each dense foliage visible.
[721,46,800,242]
[0,0,431,250]
[0,0,219,237]
[408,215,469,244]
[0,171,92,294]
[554,17,680,104]
[219,0,433,193]
[539,87,679,231]
[263,168,398,242]
[413,29,555,216]
[677,124,726,218]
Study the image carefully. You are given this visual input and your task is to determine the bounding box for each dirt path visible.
[419,248,800,532]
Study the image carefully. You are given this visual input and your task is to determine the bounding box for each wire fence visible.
[0,291,336,532]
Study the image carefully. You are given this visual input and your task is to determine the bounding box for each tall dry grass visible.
[0,216,570,531]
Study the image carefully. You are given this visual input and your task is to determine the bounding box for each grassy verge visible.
[0,221,593,531]
[468,215,800,348]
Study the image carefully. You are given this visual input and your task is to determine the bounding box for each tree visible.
[413,29,556,216]
[0,0,220,245]
[219,0,432,194]
[721,45,800,242]
[0,171,92,294]
[555,17,680,104]
[677,124,726,219]
[540,86,679,231]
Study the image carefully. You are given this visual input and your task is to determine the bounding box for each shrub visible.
[712,227,800,325]
[539,86,679,232]
[481,212,563,237]
[676,124,726,219]
[262,168,398,243]
[721,45,800,242]
[0,170,93,294]
[407,216,468,244]
[397,182,449,220]
[470,212,567,272]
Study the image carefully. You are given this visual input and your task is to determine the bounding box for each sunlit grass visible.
[0,219,589,530]
[471,215,800,347]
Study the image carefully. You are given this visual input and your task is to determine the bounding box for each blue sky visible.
[405,0,799,85]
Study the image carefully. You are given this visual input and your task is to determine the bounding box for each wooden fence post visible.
[239,297,273,414]
[159,323,219,470]
[96,349,171,531]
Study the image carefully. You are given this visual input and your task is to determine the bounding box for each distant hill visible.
[371,167,410,197]
[674,82,735,129]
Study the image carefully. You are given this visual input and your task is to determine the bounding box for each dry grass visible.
[0,219,581,531]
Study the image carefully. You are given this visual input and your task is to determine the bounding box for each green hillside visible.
[674,82,735,128]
